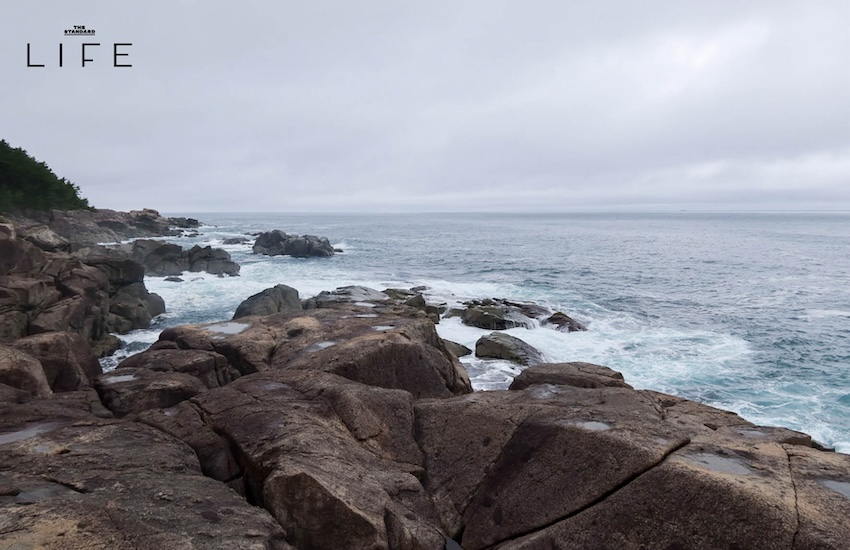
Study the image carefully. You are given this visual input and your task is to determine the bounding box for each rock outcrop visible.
[253,230,335,258]
[6,207,199,244]
[0,232,163,348]
[11,332,101,392]
[2,286,849,549]
[123,239,240,277]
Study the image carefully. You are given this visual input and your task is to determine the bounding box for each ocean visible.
[103,212,850,453]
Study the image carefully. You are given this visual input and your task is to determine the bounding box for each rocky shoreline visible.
[1,209,849,549]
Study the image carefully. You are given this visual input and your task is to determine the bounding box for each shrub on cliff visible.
[0,139,92,212]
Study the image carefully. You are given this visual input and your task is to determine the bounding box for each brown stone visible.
[475,332,543,366]
[0,345,51,398]
[94,368,207,418]
[12,332,101,392]
[509,361,632,390]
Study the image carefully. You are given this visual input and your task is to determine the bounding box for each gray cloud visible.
[2,0,848,212]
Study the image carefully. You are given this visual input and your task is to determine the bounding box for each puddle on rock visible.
[686,452,752,475]
[569,420,612,432]
[371,325,395,331]
[101,374,137,384]
[354,314,379,318]
[204,322,250,335]
[15,483,76,504]
[821,480,850,499]
[353,302,377,308]
[306,341,336,352]
[0,422,64,445]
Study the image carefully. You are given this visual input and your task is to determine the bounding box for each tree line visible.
[0,139,92,212]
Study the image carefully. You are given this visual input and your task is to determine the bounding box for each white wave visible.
[806,309,850,319]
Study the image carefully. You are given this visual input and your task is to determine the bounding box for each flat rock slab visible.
[0,402,290,549]
[416,385,690,548]
[509,361,632,390]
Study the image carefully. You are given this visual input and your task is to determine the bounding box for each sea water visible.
[104,212,850,453]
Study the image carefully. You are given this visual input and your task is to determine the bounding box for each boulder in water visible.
[475,332,543,365]
[253,229,335,258]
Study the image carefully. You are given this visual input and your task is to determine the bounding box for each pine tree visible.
[0,139,92,212]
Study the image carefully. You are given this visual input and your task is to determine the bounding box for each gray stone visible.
[475,332,543,365]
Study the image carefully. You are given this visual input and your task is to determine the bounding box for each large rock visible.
[129,239,188,276]
[475,332,544,365]
[509,362,631,390]
[20,225,69,252]
[0,345,51,398]
[106,282,166,333]
[78,253,146,292]
[187,245,240,276]
[116,347,238,389]
[444,340,472,358]
[253,230,335,258]
[0,237,46,276]
[94,368,208,418]
[454,298,548,330]
[415,383,850,550]
[11,332,101,392]
[233,284,302,319]
[126,239,239,277]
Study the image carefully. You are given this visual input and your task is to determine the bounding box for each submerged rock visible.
[543,311,587,332]
[451,297,585,332]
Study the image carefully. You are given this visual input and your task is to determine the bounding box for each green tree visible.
[0,139,92,212]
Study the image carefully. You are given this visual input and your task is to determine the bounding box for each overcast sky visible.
[2,1,849,213]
